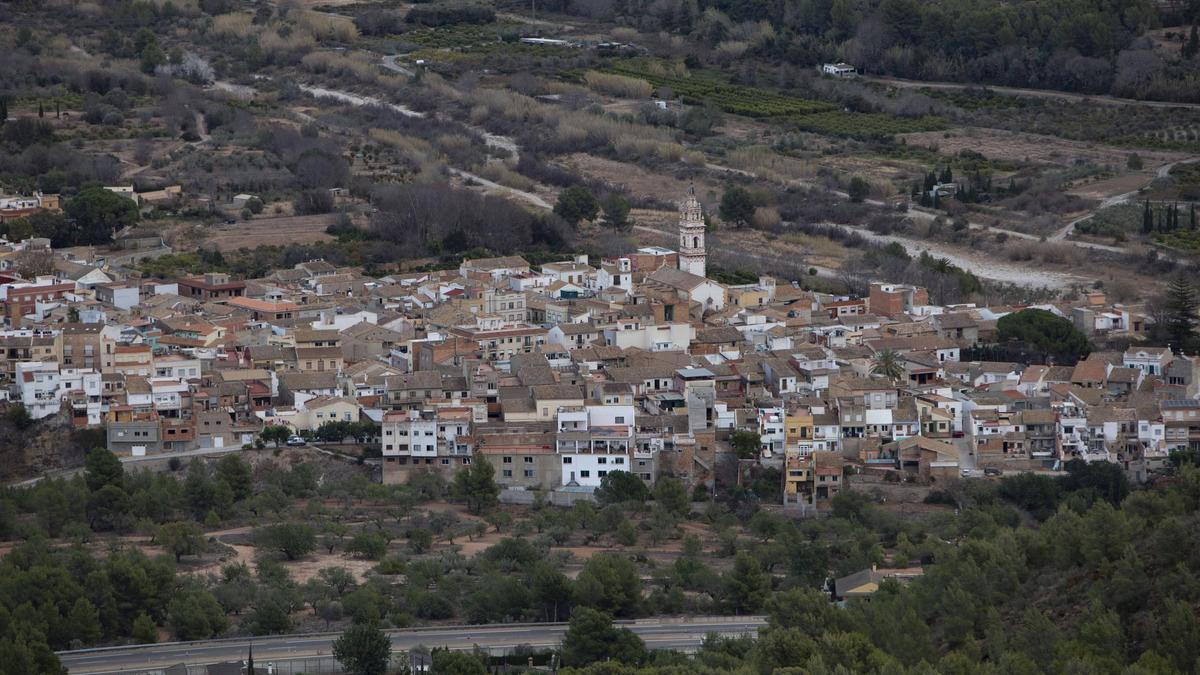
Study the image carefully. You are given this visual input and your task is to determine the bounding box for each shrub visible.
[848,176,871,203]
[583,71,653,99]
[405,3,495,27]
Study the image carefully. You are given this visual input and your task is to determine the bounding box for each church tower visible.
[678,186,706,278]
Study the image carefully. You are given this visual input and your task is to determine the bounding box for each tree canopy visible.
[719,186,754,228]
[450,456,500,515]
[996,308,1091,364]
[332,622,391,675]
[63,186,139,247]
[554,186,600,226]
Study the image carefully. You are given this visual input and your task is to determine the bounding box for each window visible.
[524,469,534,477]
[440,458,450,465]
[524,456,533,463]
[615,416,625,424]
[502,469,513,477]
[580,470,590,478]
[562,457,572,464]
[503,456,513,463]
[598,470,607,477]
[615,457,625,465]
[597,457,607,464]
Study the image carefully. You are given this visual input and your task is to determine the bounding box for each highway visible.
[58,617,766,674]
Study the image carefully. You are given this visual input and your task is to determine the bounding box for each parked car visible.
[286,435,306,446]
[984,467,1002,477]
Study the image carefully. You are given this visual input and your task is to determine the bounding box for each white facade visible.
[382,410,438,457]
[312,310,379,331]
[17,361,62,419]
[154,356,201,380]
[1124,348,1171,376]
[604,321,695,352]
[592,258,633,292]
[821,62,857,77]
[557,404,636,488]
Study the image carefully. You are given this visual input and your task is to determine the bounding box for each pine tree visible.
[1184,25,1200,59]
[1165,274,1198,353]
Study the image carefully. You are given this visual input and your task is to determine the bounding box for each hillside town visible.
[0,187,1184,506]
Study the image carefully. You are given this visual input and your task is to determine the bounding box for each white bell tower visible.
[678,186,706,278]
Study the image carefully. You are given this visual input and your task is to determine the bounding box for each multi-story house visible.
[448,316,548,364]
[557,404,637,488]
[0,329,56,384]
[56,323,118,372]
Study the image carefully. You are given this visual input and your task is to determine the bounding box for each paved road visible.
[59,618,766,674]
[380,54,415,77]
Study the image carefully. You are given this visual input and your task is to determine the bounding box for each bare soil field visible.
[560,154,720,203]
[187,214,338,251]
[899,127,1188,168]
[819,154,925,188]
[1066,172,1153,200]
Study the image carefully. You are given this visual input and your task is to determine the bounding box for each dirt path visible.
[297,84,425,119]
[1053,157,1200,243]
[449,168,552,209]
[863,75,1200,110]
[830,222,1088,288]
[706,160,1124,255]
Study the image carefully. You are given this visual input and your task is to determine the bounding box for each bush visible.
[583,71,653,99]
[293,189,334,215]
[848,176,870,203]
[405,3,495,26]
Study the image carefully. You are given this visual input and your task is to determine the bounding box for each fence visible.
[498,488,596,507]
[117,653,407,675]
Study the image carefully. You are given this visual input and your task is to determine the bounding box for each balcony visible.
[557,437,631,454]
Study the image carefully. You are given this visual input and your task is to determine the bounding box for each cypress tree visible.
[1144,200,1153,234]
[1191,204,1196,230]
[0,98,7,124]
[37,101,43,118]
[1184,25,1199,59]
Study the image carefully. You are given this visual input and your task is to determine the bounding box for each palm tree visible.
[872,349,905,381]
